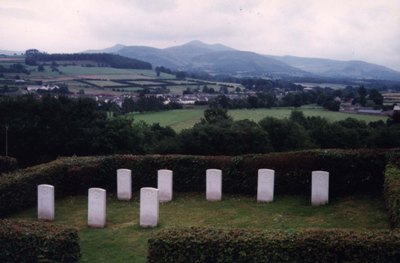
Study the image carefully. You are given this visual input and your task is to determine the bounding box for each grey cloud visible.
[0,0,399,71]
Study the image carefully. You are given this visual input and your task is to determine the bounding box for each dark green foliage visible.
[122,96,179,113]
[0,63,30,74]
[259,117,315,151]
[25,51,152,69]
[0,156,17,174]
[0,149,389,216]
[148,227,400,263]
[179,121,271,155]
[384,153,400,228]
[0,219,80,263]
[0,95,145,166]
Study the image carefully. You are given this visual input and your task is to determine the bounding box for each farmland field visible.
[131,107,389,131]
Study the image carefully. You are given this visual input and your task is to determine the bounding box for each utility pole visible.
[5,124,8,156]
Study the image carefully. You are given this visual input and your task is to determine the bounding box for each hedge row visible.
[0,149,391,217]
[148,227,400,263]
[0,156,17,174]
[384,153,400,228]
[0,219,80,262]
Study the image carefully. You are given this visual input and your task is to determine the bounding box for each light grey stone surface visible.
[257,169,275,202]
[311,171,329,206]
[88,188,106,228]
[158,169,173,202]
[37,184,54,221]
[206,169,222,201]
[117,169,132,201]
[140,187,159,228]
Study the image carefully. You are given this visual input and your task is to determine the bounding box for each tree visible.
[353,85,367,106]
[289,110,307,127]
[201,108,233,125]
[210,95,231,109]
[219,86,229,94]
[258,117,314,151]
[175,71,186,80]
[368,89,383,106]
[323,99,340,111]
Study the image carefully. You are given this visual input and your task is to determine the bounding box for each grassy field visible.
[131,107,389,132]
[9,193,388,262]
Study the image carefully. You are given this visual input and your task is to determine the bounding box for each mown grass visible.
[131,107,388,132]
[9,193,389,263]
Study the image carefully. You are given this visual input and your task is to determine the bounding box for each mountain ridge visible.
[102,40,400,81]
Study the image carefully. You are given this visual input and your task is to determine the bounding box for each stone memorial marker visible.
[206,169,222,201]
[311,171,329,206]
[140,187,159,228]
[37,184,54,221]
[88,188,106,228]
[257,169,275,202]
[158,169,173,202]
[117,169,132,201]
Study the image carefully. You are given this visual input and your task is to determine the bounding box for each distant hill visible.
[0,49,22,56]
[189,50,305,76]
[85,44,127,54]
[92,40,400,81]
[270,55,400,81]
[112,40,305,77]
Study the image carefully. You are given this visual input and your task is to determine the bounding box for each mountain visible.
[85,44,126,54]
[0,49,22,56]
[91,40,400,81]
[189,50,304,76]
[113,40,305,77]
[271,55,400,81]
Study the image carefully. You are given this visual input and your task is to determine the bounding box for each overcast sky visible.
[1,0,399,70]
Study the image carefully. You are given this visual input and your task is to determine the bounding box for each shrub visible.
[148,227,400,263]
[0,156,17,174]
[0,219,80,263]
[384,152,400,228]
[0,149,391,217]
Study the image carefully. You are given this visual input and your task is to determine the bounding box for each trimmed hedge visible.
[0,149,391,217]
[0,156,17,174]
[384,153,400,228]
[0,219,80,262]
[148,227,400,263]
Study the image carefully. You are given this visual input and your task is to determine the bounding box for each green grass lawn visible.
[9,193,389,263]
[131,107,388,132]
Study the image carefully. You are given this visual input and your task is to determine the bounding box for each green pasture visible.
[9,193,388,263]
[27,66,175,81]
[85,80,127,87]
[131,107,389,132]
[129,80,166,85]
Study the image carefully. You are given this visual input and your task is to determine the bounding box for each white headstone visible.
[88,188,106,228]
[158,169,173,202]
[206,169,222,201]
[311,171,329,206]
[117,169,132,201]
[140,187,159,228]
[257,169,275,202]
[37,184,54,221]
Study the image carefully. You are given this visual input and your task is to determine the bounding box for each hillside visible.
[271,55,400,81]
[107,41,307,77]
[93,40,400,81]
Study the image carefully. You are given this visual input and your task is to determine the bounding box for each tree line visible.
[0,96,399,166]
[204,85,384,111]
[24,49,152,69]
